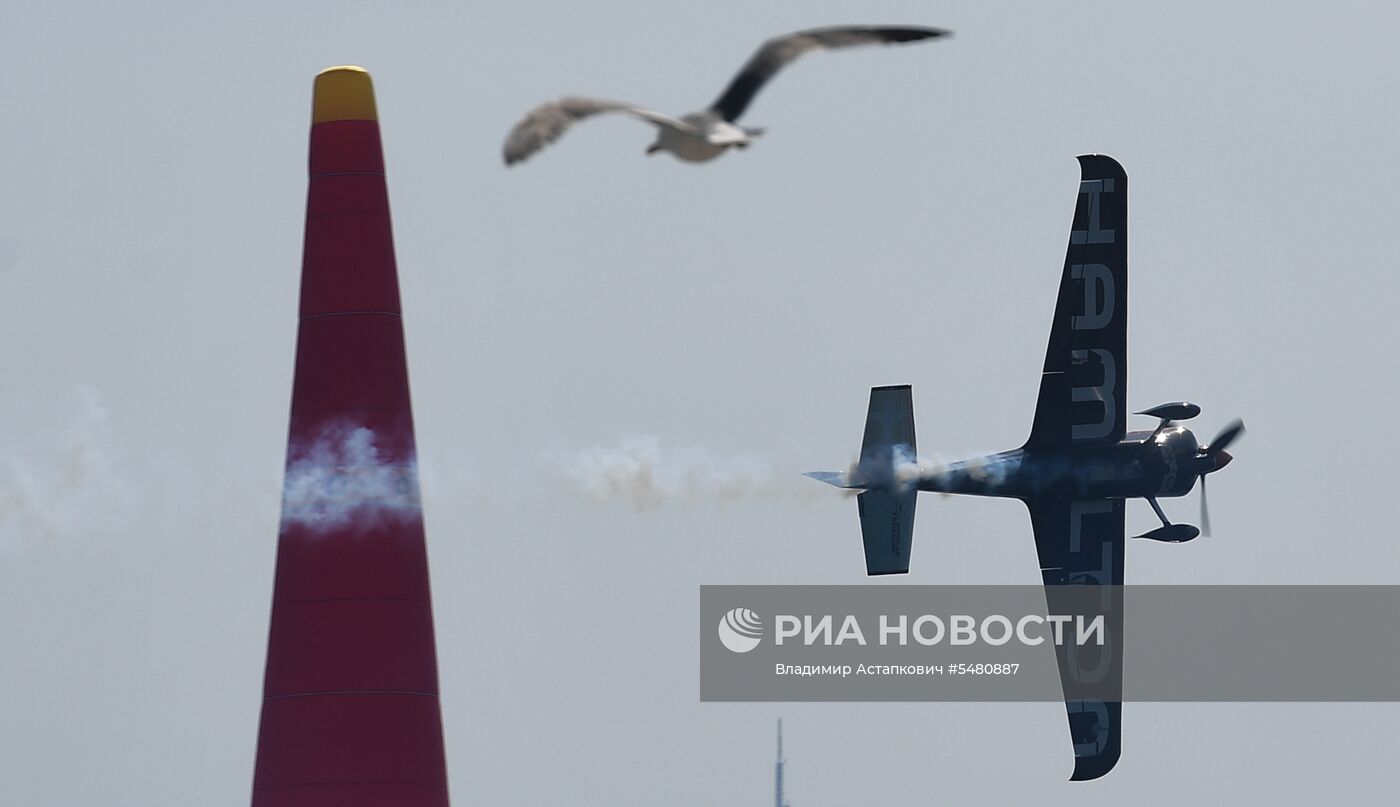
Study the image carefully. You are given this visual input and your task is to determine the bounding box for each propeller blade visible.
[1199,474,1211,537]
[1205,419,1246,456]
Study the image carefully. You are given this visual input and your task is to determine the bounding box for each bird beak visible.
[645,145,660,156]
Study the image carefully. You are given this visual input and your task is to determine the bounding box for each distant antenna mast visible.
[775,719,788,807]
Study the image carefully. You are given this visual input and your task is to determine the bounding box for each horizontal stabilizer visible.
[858,488,916,575]
[809,385,921,575]
[802,470,865,489]
[862,385,916,464]
[858,386,918,574]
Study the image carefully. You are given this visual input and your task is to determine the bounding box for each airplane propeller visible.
[1199,474,1211,537]
[1196,418,1245,537]
[1203,419,1245,459]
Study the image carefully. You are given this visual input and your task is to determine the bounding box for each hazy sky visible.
[3,1,1398,804]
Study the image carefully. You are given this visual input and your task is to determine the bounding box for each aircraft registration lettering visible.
[1067,175,1119,444]
[1070,179,1116,245]
[1070,349,1116,441]
[890,499,906,559]
[1066,499,1116,686]
[1070,264,1114,331]
[1068,499,1113,553]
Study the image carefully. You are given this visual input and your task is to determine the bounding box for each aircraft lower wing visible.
[1025,496,1125,781]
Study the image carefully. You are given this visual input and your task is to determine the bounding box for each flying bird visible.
[502,25,951,166]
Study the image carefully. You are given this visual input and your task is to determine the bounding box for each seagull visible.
[503,25,951,166]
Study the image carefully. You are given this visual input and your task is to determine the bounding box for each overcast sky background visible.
[3,1,1398,804]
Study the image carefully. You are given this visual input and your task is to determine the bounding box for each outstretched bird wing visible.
[502,97,693,165]
[708,25,950,122]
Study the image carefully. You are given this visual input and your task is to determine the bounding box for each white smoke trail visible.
[0,387,131,550]
[886,444,946,489]
[561,435,801,509]
[897,447,1014,489]
[840,444,945,490]
[279,422,419,533]
[838,444,1010,493]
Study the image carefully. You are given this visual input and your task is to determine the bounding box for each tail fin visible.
[857,386,918,575]
[807,387,920,574]
[802,470,863,488]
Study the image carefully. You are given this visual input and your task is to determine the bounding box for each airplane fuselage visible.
[912,424,1207,501]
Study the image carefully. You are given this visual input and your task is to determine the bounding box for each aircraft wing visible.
[1025,496,1125,781]
[1025,155,1128,450]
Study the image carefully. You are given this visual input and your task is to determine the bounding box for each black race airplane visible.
[807,154,1244,780]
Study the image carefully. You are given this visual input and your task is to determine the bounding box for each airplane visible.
[805,154,1244,780]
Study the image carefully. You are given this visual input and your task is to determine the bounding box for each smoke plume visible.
[279,422,419,532]
[562,435,793,509]
[0,387,131,549]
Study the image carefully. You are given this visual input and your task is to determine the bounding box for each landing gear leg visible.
[1147,497,1171,527]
